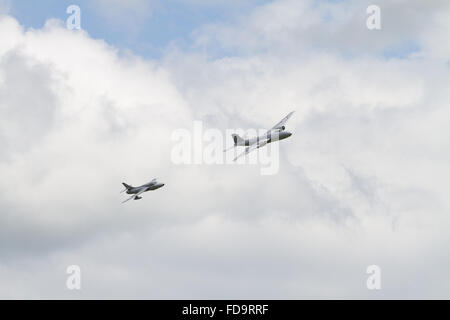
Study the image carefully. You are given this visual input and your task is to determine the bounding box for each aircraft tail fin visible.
[121,182,133,193]
[231,134,245,146]
[122,183,133,189]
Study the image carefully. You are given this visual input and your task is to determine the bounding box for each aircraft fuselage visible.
[127,182,165,194]
[237,129,292,147]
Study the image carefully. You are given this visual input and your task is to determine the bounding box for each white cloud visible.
[1,0,450,298]
[193,0,450,59]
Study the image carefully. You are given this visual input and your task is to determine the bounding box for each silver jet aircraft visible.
[225,111,295,161]
[121,178,165,203]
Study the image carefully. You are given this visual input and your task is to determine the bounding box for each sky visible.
[5,0,272,58]
[0,0,450,299]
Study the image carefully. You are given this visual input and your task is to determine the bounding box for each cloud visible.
[1,0,450,299]
[192,0,450,59]
[0,50,59,158]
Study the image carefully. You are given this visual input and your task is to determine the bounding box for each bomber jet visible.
[120,178,164,203]
[225,111,295,161]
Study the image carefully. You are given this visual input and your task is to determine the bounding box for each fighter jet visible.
[225,111,295,161]
[120,178,164,203]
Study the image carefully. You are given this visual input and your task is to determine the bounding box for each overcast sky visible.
[0,0,449,299]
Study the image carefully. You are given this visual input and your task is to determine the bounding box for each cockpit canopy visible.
[273,125,286,132]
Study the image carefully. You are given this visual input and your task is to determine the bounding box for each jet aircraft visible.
[121,178,164,203]
[225,111,295,161]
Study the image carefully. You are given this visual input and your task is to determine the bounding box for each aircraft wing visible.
[270,111,295,130]
[122,187,146,203]
[233,139,269,161]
